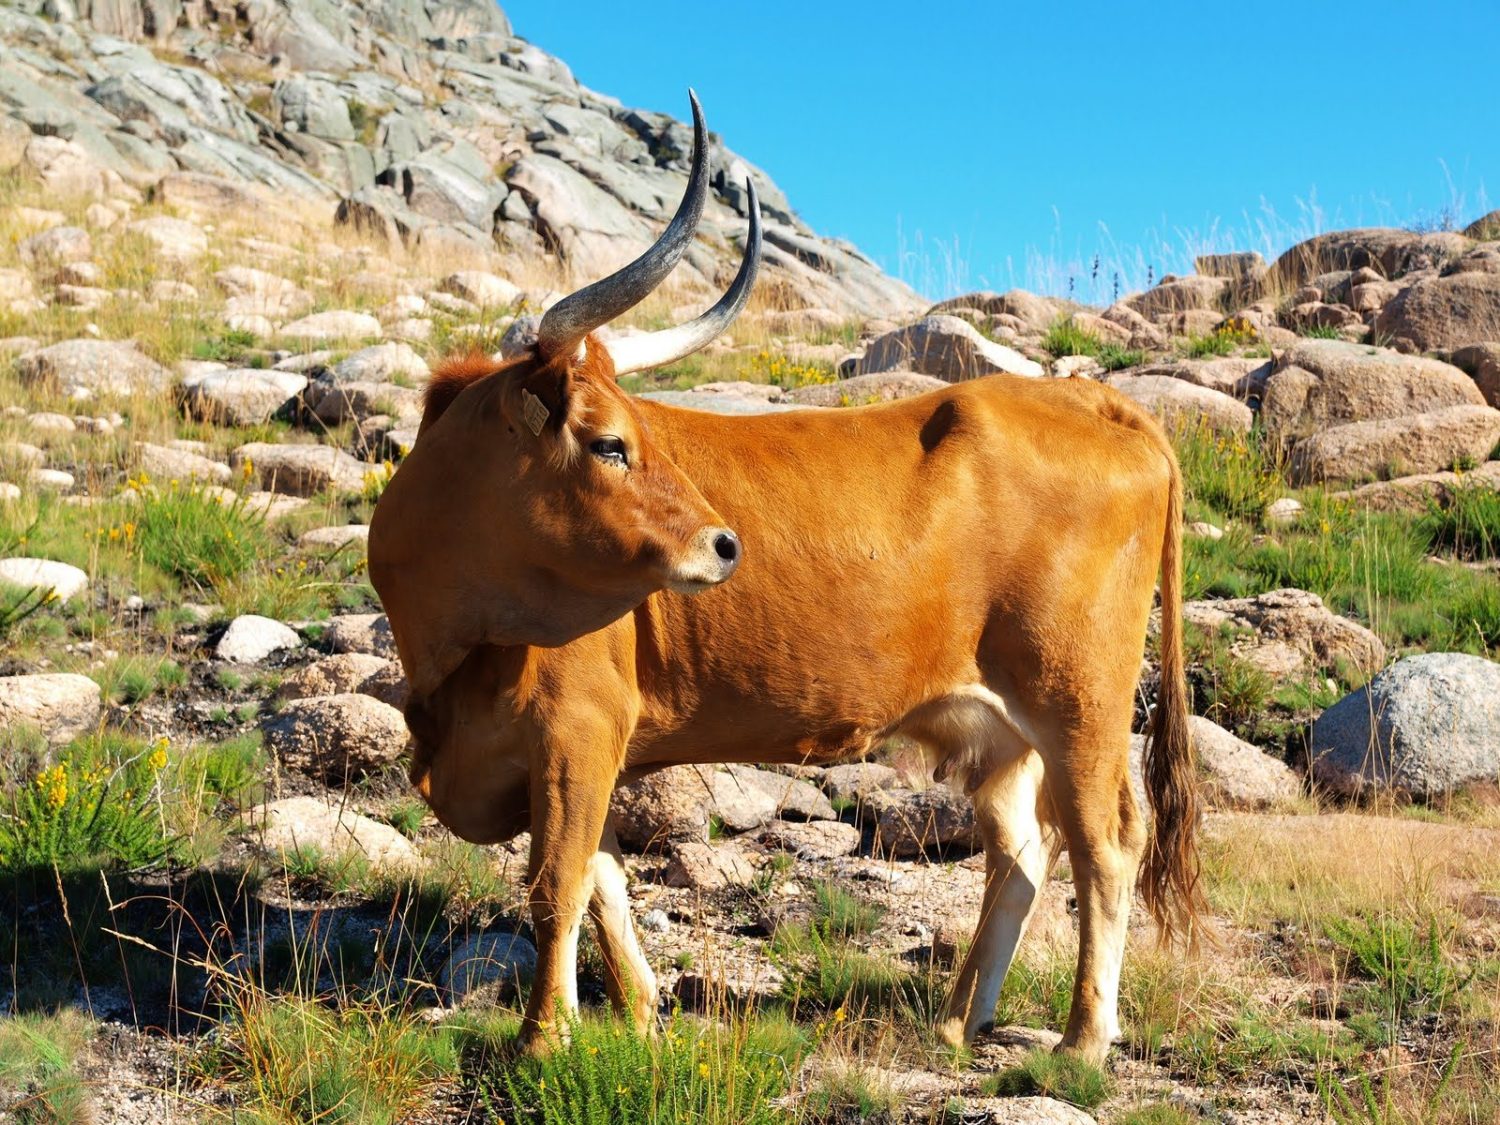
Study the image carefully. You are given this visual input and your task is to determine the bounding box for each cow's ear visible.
[504,350,573,438]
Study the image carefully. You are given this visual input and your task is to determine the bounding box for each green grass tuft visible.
[982,1048,1112,1110]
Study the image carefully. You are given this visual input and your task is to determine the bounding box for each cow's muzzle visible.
[667,525,741,592]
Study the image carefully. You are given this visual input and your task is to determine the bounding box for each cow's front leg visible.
[589,819,658,1031]
[519,739,619,1055]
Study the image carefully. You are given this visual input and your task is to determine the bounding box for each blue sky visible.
[504,1,1498,301]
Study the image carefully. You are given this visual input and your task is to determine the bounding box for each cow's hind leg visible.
[937,747,1060,1047]
[588,819,658,1031]
[1042,718,1146,1064]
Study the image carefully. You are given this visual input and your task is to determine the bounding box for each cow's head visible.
[368,92,760,700]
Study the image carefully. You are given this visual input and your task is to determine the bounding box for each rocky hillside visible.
[3,4,1500,1124]
[0,0,921,317]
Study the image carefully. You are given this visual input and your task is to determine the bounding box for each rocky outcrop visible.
[1261,341,1485,446]
[0,0,920,319]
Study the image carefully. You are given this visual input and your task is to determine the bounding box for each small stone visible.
[662,840,757,891]
[280,310,382,342]
[0,557,88,601]
[1187,521,1224,540]
[641,908,671,933]
[275,653,392,702]
[0,672,101,745]
[262,693,409,780]
[1266,497,1303,525]
[29,468,74,492]
[245,795,417,871]
[323,613,397,659]
[440,931,538,1004]
[216,614,301,663]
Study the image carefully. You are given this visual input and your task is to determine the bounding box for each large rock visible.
[216,614,301,664]
[1187,716,1299,810]
[1182,589,1385,679]
[327,342,428,385]
[245,795,417,870]
[0,557,89,601]
[865,786,977,858]
[755,820,862,860]
[1287,405,1500,486]
[1261,341,1484,445]
[134,441,232,484]
[1312,653,1500,798]
[1106,373,1252,433]
[663,840,757,891]
[1452,343,1500,408]
[1125,275,1228,319]
[1129,357,1269,400]
[821,761,902,804]
[181,368,307,425]
[19,225,92,267]
[930,289,1062,331]
[215,267,312,319]
[125,215,208,261]
[261,693,409,781]
[1267,228,1472,290]
[230,443,376,496]
[611,765,713,850]
[16,339,172,398]
[850,315,1044,381]
[1376,272,1500,352]
[0,673,101,745]
[439,271,521,309]
[719,764,837,822]
[1330,461,1500,512]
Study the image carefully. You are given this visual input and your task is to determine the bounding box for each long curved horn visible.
[605,179,762,377]
[535,91,711,360]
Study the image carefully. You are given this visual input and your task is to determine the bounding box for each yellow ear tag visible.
[521,390,550,436]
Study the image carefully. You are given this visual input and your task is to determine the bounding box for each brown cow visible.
[369,94,1202,1064]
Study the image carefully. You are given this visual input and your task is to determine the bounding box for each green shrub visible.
[1097,343,1145,371]
[1174,421,1287,524]
[811,880,885,938]
[0,735,180,876]
[92,654,186,705]
[0,1011,93,1123]
[1419,482,1500,560]
[206,998,457,1125]
[1324,915,1460,1021]
[1042,318,1102,358]
[481,1013,809,1125]
[133,479,276,591]
[983,1048,1111,1110]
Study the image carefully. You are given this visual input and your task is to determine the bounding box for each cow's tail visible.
[1139,450,1206,949]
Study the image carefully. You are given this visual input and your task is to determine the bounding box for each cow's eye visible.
[590,436,628,467]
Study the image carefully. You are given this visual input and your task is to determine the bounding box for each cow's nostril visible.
[713,531,740,564]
